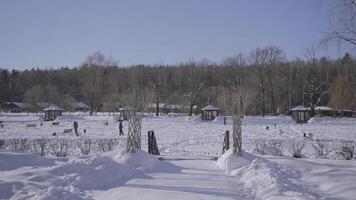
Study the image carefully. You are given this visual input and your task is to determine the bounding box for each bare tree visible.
[126,115,142,152]
[80,52,118,115]
[219,70,245,155]
[151,68,164,116]
[183,63,206,116]
[250,48,268,116]
[323,0,356,46]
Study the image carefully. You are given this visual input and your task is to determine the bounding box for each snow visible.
[218,149,356,200]
[0,112,356,199]
[201,105,220,111]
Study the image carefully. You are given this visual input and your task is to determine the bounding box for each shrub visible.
[287,140,305,158]
[312,139,332,158]
[338,141,354,160]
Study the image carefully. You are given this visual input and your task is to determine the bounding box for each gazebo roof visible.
[73,102,89,108]
[43,105,63,111]
[201,105,220,111]
[119,106,136,111]
[290,105,310,111]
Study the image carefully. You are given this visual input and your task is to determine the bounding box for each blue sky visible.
[0,0,354,69]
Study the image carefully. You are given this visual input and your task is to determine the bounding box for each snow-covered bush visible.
[32,138,50,156]
[50,138,72,157]
[96,138,119,152]
[253,139,285,156]
[287,140,305,158]
[312,139,332,158]
[268,140,285,156]
[77,137,93,155]
[338,141,354,160]
[253,140,267,154]
[7,138,31,152]
[0,139,6,149]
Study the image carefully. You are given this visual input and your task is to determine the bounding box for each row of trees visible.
[0,48,355,115]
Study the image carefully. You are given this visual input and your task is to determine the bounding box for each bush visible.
[96,138,119,152]
[253,140,267,154]
[77,137,93,155]
[268,140,285,156]
[287,140,305,158]
[338,141,354,160]
[7,138,31,152]
[0,139,6,149]
[312,139,332,158]
[32,138,50,156]
[50,138,72,157]
[253,139,285,156]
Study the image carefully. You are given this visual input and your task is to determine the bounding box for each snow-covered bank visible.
[218,149,356,200]
[0,149,173,199]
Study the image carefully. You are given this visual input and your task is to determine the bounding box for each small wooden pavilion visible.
[314,106,337,117]
[119,106,137,120]
[290,105,311,123]
[43,105,63,121]
[201,105,220,121]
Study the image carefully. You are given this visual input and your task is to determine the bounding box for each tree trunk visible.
[155,98,159,117]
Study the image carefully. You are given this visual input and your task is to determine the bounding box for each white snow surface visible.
[0,112,356,199]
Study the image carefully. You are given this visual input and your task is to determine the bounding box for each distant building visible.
[314,106,337,117]
[147,103,166,113]
[290,105,353,123]
[73,102,89,112]
[0,102,28,112]
[290,105,311,123]
[201,105,220,120]
[119,106,137,120]
[43,105,63,121]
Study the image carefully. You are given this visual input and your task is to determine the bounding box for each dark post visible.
[152,131,160,155]
[148,131,152,154]
[148,130,159,155]
[222,130,230,154]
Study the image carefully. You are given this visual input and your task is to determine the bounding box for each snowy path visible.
[92,156,251,200]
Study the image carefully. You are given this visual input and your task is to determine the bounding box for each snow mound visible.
[0,151,56,171]
[12,186,84,200]
[217,149,257,173]
[189,116,202,123]
[115,149,170,172]
[50,153,144,190]
[218,150,320,199]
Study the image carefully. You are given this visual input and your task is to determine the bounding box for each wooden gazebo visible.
[119,106,137,120]
[290,105,311,123]
[43,105,63,121]
[201,105,220,121]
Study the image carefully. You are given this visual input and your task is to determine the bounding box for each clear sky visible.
[0,0,355,69]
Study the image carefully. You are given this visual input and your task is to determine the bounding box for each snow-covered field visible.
[0,112,355,199]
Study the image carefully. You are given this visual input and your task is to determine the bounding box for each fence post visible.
[148,131,152,154]
[222,130,229,154]
[151,131,160,155]
[148,130,160,155]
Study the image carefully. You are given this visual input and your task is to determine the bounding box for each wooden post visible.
[152,131,160,155]
[222,130,229,154]
[148,131,152,154]
[148,130,160,155]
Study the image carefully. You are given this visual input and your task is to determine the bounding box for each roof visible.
[119,106,136,111]
[290,105,311,111]
[37,102,56,108]
[3,102,28,108]
[147,103,166,108]
[73,102,89,108]
[314,106,334,111]
[43,105,63,111]
[201,105,220,111]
